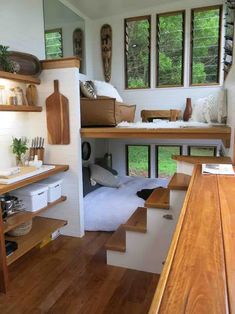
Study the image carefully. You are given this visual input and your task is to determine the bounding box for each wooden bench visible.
[141,109,181,122]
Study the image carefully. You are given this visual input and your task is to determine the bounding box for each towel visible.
[0,167,20,179]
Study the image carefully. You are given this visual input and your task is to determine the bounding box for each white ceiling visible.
[66,0,180,19]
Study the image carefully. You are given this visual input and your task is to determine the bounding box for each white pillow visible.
[89,164,120,188]
[93,80,123,102]
[191,91,227,124]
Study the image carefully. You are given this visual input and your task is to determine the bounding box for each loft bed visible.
[80,125,232,148]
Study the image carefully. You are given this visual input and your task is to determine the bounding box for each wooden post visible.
[0,214,9,293]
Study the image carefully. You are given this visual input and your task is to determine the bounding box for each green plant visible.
[11,137,28,162]
[0,45,14,72]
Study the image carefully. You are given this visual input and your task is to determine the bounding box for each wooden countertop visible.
[149,165,235,313]
[0,165,69,194]
[80,126,231,148]
[172,155,232,164]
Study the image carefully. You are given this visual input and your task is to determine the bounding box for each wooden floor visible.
[0,232,159,314]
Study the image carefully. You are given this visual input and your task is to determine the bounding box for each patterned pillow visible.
[80,80,97,99]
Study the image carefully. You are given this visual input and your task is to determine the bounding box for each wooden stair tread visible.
[172,155,232,164]
[105,225,126,252]
[124,207,147,233]
[168,173,191,191]
[145,188,170,209]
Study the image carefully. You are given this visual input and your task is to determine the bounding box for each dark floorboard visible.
[0,232,159,314]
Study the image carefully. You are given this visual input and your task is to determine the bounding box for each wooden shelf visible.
[80,126,232,148]
[0,71,40,85]
[0,105,42,112]
[6,217,67,265]
[0,165,69,195]
[3,196,67,234]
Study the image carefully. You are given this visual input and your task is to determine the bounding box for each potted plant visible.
[0,45,14,72]
[11,137,28,166]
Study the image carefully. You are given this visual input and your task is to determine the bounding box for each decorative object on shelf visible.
[82,142,91,161]
[101,24,112,82]
[14,87,26,105]
[7,219,33,237]
[73,28,83,70]
[0,85,7,105]
[29,137,44,162]
[8,88,18,105]
[26,85,38,106]
[224,0,235,79]
[46,80,70,145]
[11,137,28,166]
[183,98,192,122]
[0,45,14,73]
[8,51,42,77]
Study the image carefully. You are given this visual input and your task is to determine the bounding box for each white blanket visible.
[84,176,168,231]
[117,120,212,129]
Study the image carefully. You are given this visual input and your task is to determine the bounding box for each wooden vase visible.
[183,98,192,121]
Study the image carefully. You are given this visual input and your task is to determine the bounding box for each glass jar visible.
[0,85,6,105]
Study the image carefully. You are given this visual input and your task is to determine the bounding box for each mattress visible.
[84,175,169,231]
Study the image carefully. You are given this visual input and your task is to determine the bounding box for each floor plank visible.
[0,232,159,314]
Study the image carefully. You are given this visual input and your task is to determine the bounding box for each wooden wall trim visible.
[40,57,80,70]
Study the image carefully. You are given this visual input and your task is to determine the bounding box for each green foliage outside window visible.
[45,29,63,59]
[157,12,184,86]
[125,17,151,89]
[191,7,221,84]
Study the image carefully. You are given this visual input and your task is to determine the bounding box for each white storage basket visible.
[12,184,48,212]
[37,178,63,203]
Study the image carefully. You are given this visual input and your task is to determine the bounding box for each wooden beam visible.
[80,126,231,148]
[0,214,9,293]
[40,57,80,70]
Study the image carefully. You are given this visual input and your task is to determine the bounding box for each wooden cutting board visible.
[46,80,70,145]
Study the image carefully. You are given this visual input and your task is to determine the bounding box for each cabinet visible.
[0,165,69,293]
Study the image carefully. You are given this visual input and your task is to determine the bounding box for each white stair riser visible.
[107,190,187,273]
[177,161,194,176]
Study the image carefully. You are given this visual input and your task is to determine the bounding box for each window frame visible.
[156,10,186,88]
[187,145,217,157]
[45,28,63,59]
[126,144,151,177]
[124,15,151,90]
[155,145,182,178]
[190,5,223,86]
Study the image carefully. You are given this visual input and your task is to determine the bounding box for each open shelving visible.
[3,196,67,234]
[6,217,67,265]
[0,105,42,112]
[0,71,41,85]
[0,164,69,293]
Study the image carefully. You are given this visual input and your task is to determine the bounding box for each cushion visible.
[191,90,227,124]
[80,81,97,99]
[95,160,118,176]
[89,164,120,188]
[118,104,136,122]
[82,167,101,197]
[93,80,123,102]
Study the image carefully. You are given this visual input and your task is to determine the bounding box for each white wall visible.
[89,0,224,119]
[0,0,45,59]
[27,68,84,237]
[0,80,31,169]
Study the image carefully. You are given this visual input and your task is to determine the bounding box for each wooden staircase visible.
[106,173,190,274]
[106,156,232,274]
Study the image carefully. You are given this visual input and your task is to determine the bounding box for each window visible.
[45,29,63,59]
[188,146,217,156]
[126,145,150,177]
[156,11,185,87]
[191,6,222,85]
[124,16,151,89]
[156,146,182,178]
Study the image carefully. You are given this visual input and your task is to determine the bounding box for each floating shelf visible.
[0,105,42,112]
[6,216,67,265]
[0,71,40,85]
[3,196,67,234]
[0,165,69,195]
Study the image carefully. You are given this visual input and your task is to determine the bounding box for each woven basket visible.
[7,220,33,237]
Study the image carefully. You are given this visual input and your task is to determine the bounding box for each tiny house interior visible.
[0,0,235,313]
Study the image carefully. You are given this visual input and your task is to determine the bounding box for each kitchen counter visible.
[149,165,235,313]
